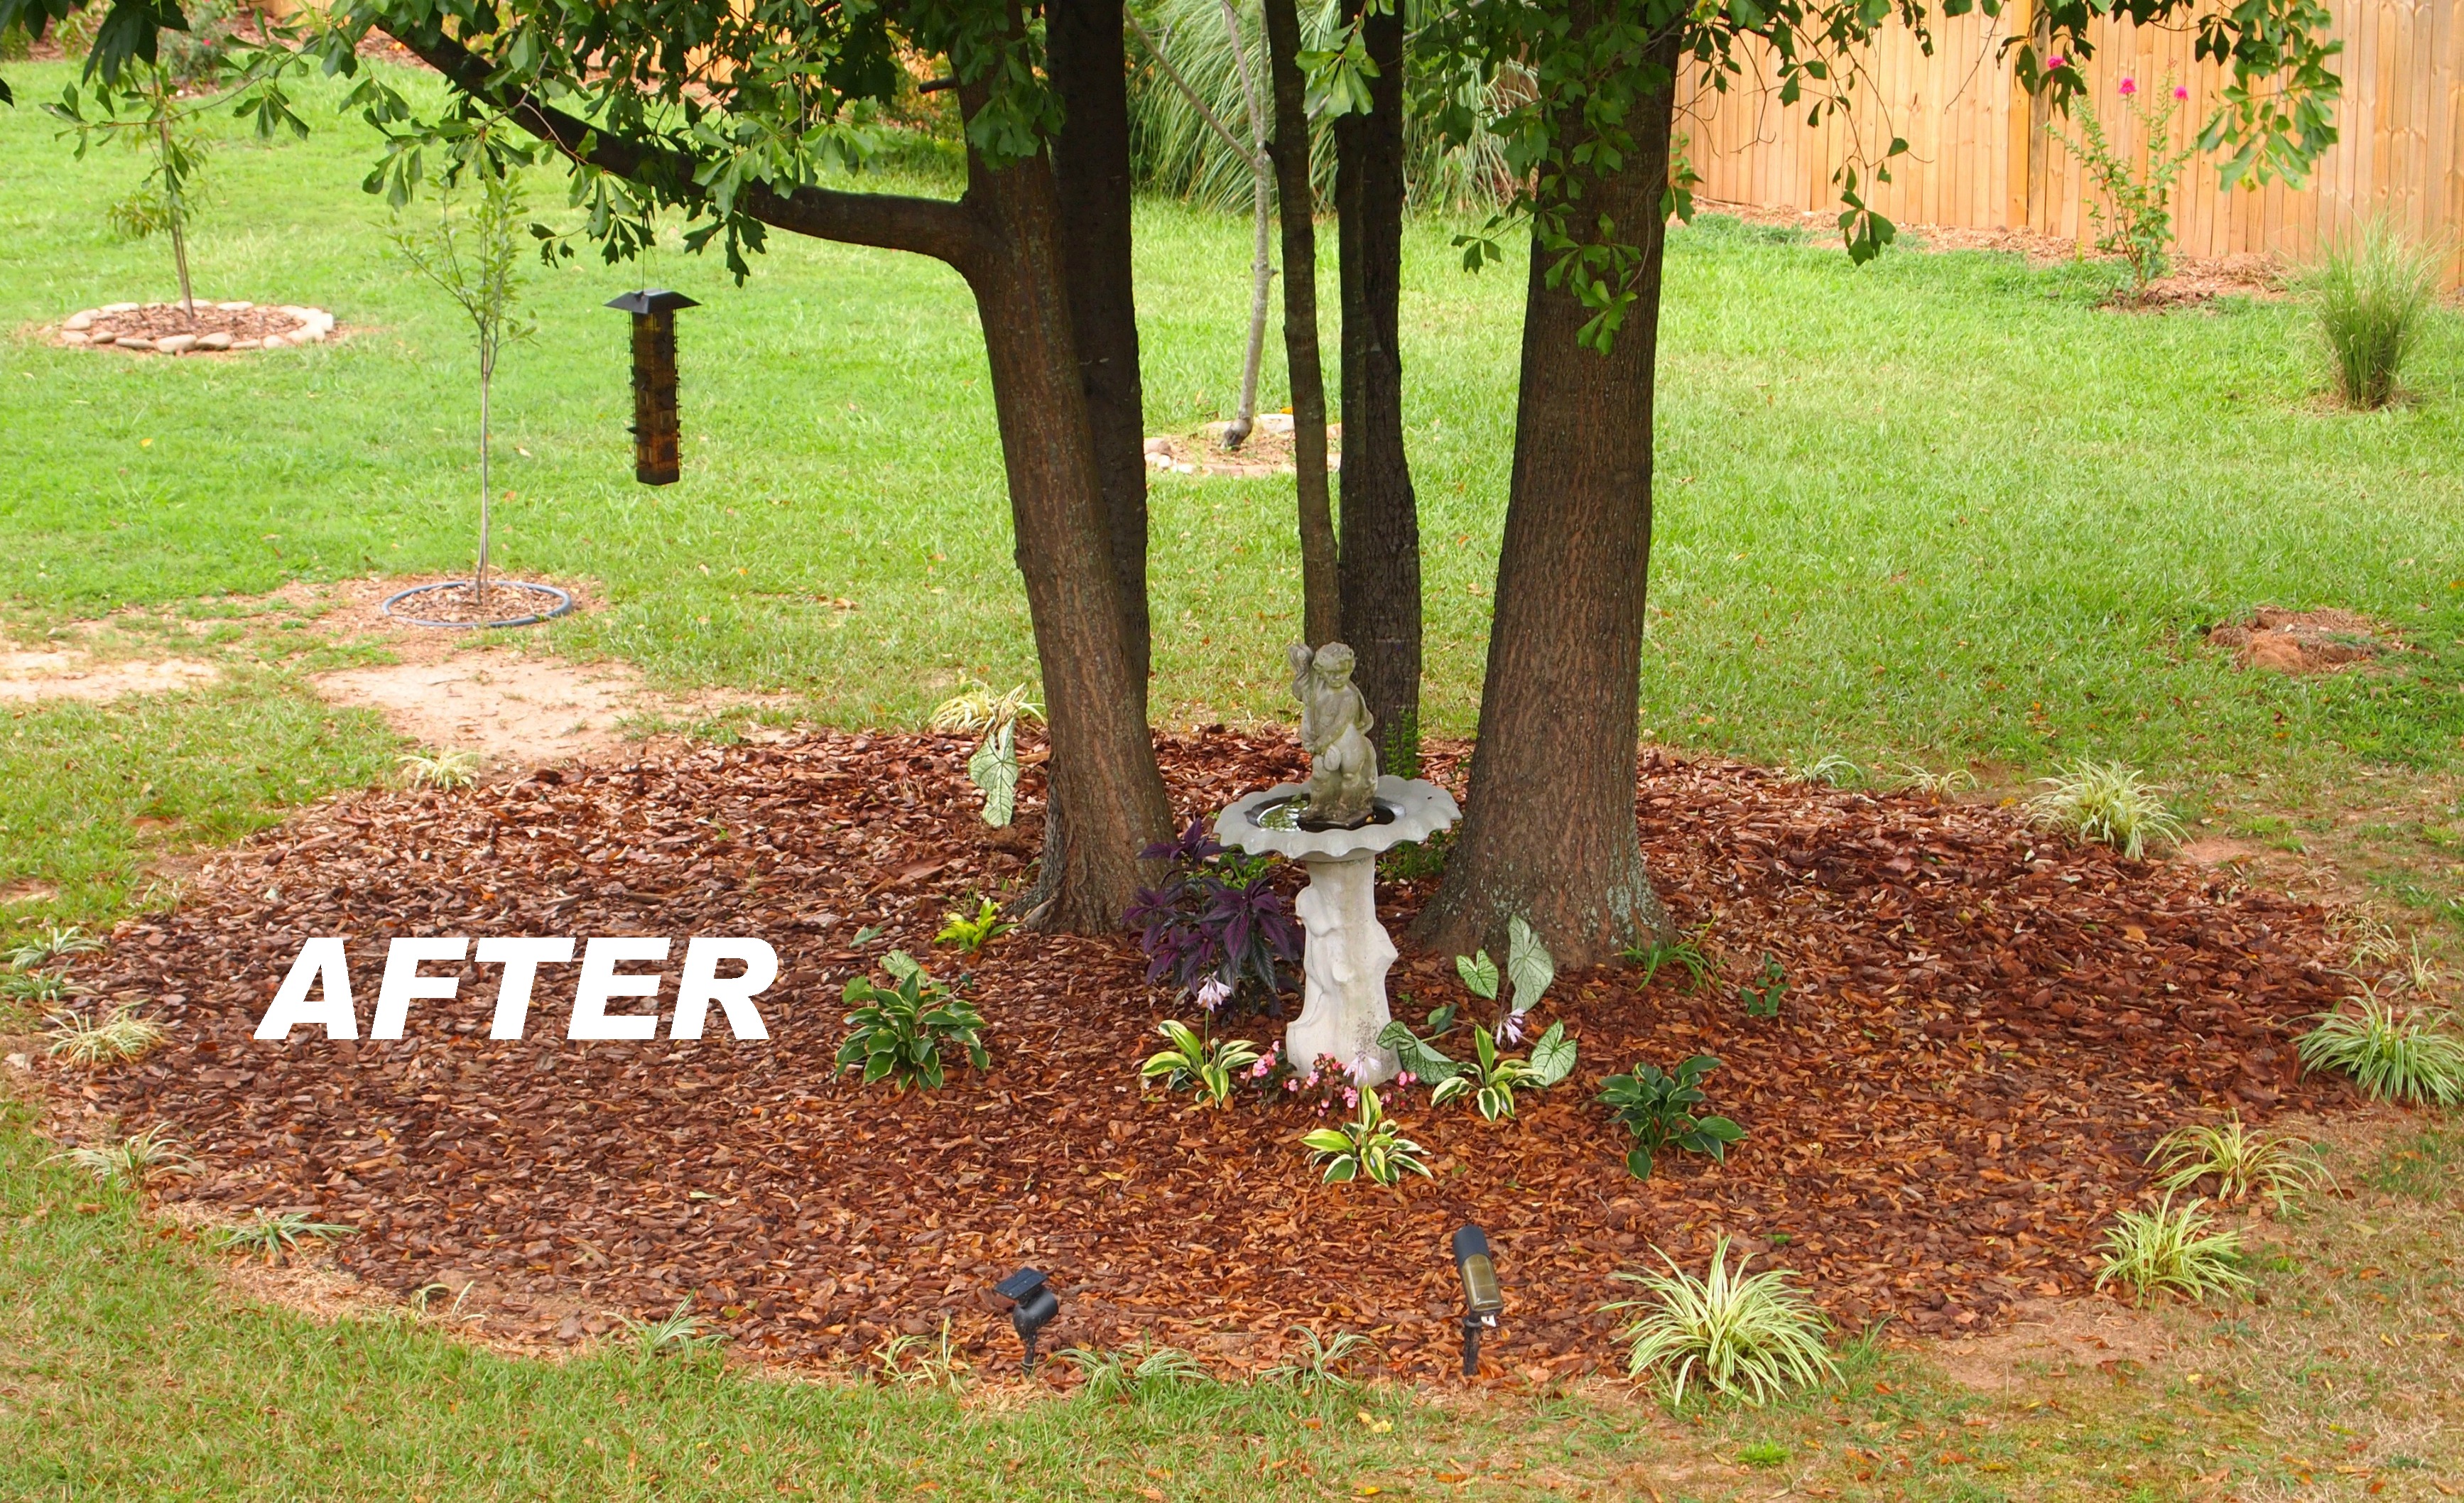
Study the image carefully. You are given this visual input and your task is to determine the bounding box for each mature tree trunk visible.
[1413,33,1684,967]
[1048,0,1153,718]
[1330,0,1421,773]
[381,27,1173,933]
[1259,0,1341,649]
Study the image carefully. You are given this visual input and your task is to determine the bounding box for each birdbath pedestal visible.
[1216,775,1459,1086]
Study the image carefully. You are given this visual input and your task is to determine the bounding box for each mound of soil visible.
[57,732,2354,1380]
[1144,418,1342,478]
[62,301,333,354]
[2208,607,2396,673]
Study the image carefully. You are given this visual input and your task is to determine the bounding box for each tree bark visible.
[1330,0,1421,773]
[1259,0,1341,650]
[1413,32,1683,967]
[1048,0,1153,718]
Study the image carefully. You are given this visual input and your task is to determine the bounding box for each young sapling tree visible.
[388,135,538,614]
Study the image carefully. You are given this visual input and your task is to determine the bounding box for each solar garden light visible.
[1452,1225,1504,1377]
[604,288,699,485]
[993,1267,1059,1371]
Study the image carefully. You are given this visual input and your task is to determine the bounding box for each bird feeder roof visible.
[604,289,701,314]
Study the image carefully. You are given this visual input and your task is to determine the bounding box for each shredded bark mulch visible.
[56,731,2356,1380]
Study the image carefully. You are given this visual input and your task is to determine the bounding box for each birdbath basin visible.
[1216,774,1458,1085]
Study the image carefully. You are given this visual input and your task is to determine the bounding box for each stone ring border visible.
[1216,774,1461,862]
[58,301,338,354]
[379,580,577,631]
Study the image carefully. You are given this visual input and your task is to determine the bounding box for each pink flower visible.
[1249,1058,1271,1079]
[2118,77,2137,95]
[1285,1078,1301,1092]
[1195,975,1231,1012]
[1396,1070,1417,1087]
[1342,1088,1359,1109]
[2173,84,2189,99]
[2048,54,2066,69]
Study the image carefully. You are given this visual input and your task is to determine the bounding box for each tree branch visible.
[384,26,984,271]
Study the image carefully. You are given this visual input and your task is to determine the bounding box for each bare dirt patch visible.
[315,654,668,766]
[2208,607,2399,674]
[1144,417,1342,477]
[0,649,219,702]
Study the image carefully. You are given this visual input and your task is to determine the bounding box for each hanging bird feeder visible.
[605,288,699,485]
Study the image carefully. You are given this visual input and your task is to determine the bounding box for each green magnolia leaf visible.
[1528,1021,1578,1087]
[967,721,1019,828]
[1505,916,1555,1015]
[1456,950,1499,1001]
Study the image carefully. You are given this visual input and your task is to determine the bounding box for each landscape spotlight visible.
[604,288,699,486]
[1452,1225,1504,1377]
[993,1266,1059,1370]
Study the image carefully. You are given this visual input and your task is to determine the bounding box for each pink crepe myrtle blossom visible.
[2048,54,2066,69]
[2173,84,2189,99]
[2118,77,2137,95]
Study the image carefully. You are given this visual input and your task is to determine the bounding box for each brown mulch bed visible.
[53,731,2355,1381]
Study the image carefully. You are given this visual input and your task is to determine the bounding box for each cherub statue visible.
[1288,641,1379,828]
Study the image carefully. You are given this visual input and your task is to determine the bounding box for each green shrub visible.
[1605,1237,1839,1406]
[1597,1054,1744,1178]
[2296,994,2464,1105]
[835,952,990,1091]
[2308,215,2442,409]
[2094,1195,2250,1306]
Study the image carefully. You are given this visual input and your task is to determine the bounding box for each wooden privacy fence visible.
[1677,0,2464,283]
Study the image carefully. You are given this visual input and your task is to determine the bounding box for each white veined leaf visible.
[1528,1021,1578,1087]
[1456,950,1499,1001]
[1506,916,1555,1015]
[967,721,1019,827]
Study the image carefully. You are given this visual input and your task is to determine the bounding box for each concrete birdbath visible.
[1216,644,1458,1085]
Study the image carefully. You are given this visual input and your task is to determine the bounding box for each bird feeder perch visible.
[605,288,699,485]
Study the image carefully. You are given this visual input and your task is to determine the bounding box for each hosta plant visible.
[2146,1116,2330,1212]
[1141,1019,1261,1107]
[1428,1021,1576,1121]
[1605,1237,1839,1407]
[2297,995,2464,1105]
[1598,1054,1744,1178]
[835,952,990,1091]
[2095,1195,2252,1306]
[1301,1088,1429,1185]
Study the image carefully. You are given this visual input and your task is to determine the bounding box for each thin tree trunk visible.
[477,362,493,609]
[1331,0,1421,772]
[1048,0,1153,718]
[1259,0,1341,650]
[1219,0,1274,449]
[1413,31,1685,967]
[962,131,1175,933]
[158,102,194,319]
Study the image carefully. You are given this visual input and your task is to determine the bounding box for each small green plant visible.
[2296,994,2464,1105]
[1140,1019,1261,1107]
[1456,914,1554,1038]
[2146,1116,2330,1212]
[2308,214,2443,409]
[1737,1440,1793,1470]
[397,749,482,791]
[2094,1195,2252,1306]
[2,969,81,1003]
[1597,1054,1744,1178]
[874,1314,970,1389]
[2365,1127,2460,1200]
[1738,955,1786,1018]
[835,952,991,1091]
[1784,754,1861,788]
[625,1298,729,1360]
[2026,759,2185,859]
[1892,762,1977,800]
[45,1124,196,1189]
[1379,829,1451,881]
[8,924,105,970]
[1060,1340,1212,1401]
[1260,1324,1375,1391]
[1428,1021,1575,1120]
[2048,75,2199,301]
[1301,1087,1429,1185]
[1622,927,1713,990]
[212,1210,357,1266]
[934,896,1014,953]
[1605,1237,1839,1406]
[933,683,1042,828]
[44,1003,167,1065]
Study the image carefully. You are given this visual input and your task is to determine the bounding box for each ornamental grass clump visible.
[2146,1115,2331,1212]
[2308,215,2443,410]
[212,1210,357,1266]
[2026,759,2184,859]
[2297,994,2464,1105]
[44,1003,167,1065]
[1605,1237,1839,1407]
[45,1124,195,1190]
[2094,1195,2251,1306]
